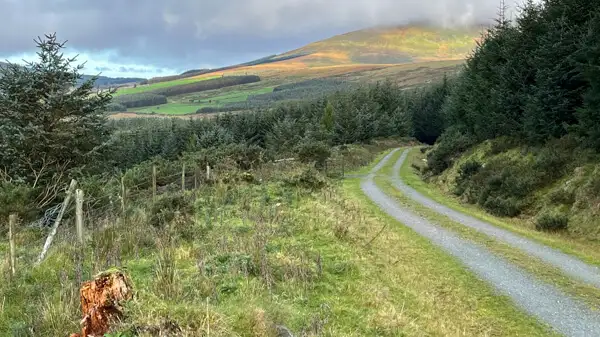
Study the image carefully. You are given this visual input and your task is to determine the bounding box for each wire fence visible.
[1,151,370,279]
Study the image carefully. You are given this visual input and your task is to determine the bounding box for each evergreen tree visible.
[0,33,111,184]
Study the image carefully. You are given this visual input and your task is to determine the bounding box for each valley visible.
[107,24,478,117]
[3,1,600,335]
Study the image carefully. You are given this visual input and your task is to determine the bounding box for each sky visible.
[0,0,513,78]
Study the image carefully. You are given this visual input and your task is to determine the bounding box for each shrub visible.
[426,127,476,175]
[547,188,576,206]
[148,193,194,228]
[535,213,569,231]
[458,160,482,181]
[295,141,331,169]
[284,167,327,190]
[482,196,522,217]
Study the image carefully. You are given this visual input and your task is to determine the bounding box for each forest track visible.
[360,149,600,337]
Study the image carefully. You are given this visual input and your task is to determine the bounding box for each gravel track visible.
[360,149,600,337]
[391,149,600,289]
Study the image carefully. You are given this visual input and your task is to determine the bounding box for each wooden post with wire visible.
[152,165,157,200]
[37,179,77,265]
[121,175,126,214]
[181,163,186,192]
[8,214,17,277]
[76,189,84,245]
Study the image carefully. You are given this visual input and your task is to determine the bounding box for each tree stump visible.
[70,269,133,337]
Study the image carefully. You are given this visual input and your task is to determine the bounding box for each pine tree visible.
[0,33,111,184]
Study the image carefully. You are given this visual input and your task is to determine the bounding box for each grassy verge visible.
[374,149,600,309]
[0,146,554,336]
[400,148,600,266]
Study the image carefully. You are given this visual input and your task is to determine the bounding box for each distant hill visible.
[0,61,143,88]
[78,75,145,89]
[280,24,483,66]
[113,24,483,116]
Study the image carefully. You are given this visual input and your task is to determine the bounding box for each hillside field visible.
[109,24,478,117]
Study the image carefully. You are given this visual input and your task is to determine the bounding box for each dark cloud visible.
[0,0,511,70]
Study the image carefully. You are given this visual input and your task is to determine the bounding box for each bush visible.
[296,141,331,169]
[536,213,569,231]
[482,196,522,217]
[284,167,327,190]
[547,188,576,206]
[148,193,194,228]
[426,127,476,175]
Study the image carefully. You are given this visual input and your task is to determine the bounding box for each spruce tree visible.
[0,33,112,184]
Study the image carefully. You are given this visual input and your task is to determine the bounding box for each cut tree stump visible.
[70,269,133,337]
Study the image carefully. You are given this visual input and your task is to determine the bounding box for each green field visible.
[114,75,221,96]
[130,87,274,115]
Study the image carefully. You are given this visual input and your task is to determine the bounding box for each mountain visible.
[113,24,483,116]
[279,24,484,66]
[181,24,482,83]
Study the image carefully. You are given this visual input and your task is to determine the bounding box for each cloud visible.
[0,0,514,72]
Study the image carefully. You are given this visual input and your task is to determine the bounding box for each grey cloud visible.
[0,0,509,69]
[95,66,112,72]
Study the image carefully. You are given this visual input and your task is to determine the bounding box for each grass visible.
[129,87,274,115]
[0,144,554,336]
[113,76,221,96]
[372,149,600,310]
[400,147,600,266]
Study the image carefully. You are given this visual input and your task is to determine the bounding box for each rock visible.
[70,269,134,337]
[276,325,295,337]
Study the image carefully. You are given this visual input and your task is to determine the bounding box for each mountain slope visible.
[114,24,481,117]
[278,24,482,66]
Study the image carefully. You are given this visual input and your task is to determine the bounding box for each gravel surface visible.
[361,149,600,337]
[391,149,600,289]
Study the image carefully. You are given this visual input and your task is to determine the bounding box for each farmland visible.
[113,75,221,96]
[130,87,275,115]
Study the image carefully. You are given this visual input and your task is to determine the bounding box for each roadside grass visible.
[339,179,556,337]
[0,145,554,336]
[400,147,600,266]
[113,76,221,96]
[373,149,600,310]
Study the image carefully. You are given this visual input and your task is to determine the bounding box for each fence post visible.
[206,164,211,181]
[36,179,77,265]
[152,165,157,200]
[76,189,84,245]
[194,166,199,190]
[121,175,126,214]
[9,214,16,277]
[181,163,186,192]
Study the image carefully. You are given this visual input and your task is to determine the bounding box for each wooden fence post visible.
[9,214,16,277]
[194,167,199,190]
[36,179,77,265]
[206,164,211,181]
[76,189,84,245]
[121,175,126,214]
[182,163,186,192]
[152,165,157,200]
